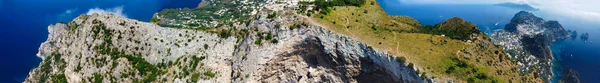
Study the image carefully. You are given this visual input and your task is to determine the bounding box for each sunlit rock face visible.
[25,4,424,82]
[491,11,570,82]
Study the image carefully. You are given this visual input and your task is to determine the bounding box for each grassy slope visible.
[307,0,542,82]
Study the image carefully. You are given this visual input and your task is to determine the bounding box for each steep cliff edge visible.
[26,0,544,83]
[26,8,423,83]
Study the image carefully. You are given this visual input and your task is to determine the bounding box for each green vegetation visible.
[266,33,273,40]
[190,56,206,70]
[267,12,277,19]
[255,38,262,45]
[271,38,279,43]
[395,56,406,63]
[91,19,112,40]
[204,44,209,49]
[150,17,160,23]
[38,56,53,82]
[89,26,161,82]
[93,73,103,83]
[68,22,80,33]
[219,29,231,38]
[52,74,67,83]
[191,73,200,82]
[314,0,366,14]
[289,23,307,30]
[415,17,480,40]
[203,70,216,78]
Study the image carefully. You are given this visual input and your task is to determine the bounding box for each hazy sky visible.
[399,0,600,25]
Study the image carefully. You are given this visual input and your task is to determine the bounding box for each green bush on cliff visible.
[52,74,67,83]
[191,73,200,82]
[93,73,103,83]
[416,17,480,40]
[314,0,366,14]
[204,70,216,78]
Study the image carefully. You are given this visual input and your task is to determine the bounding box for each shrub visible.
[314,0,366,14]
[219,29,231,38]
[191,73,200,82]
[235,72,241,78]
[275,23,281,28]
[204,44,209,49]
[255,38,262,45]
[289,25,296,30]
[204,71,216,78]
[396,56,406,63]
[150,17,160,23]
[266,33,273,40]
[52,74,67,83]
[271,39,279,43]
[371,24,377,30]
[267,12,277,19]
[93,73,103,83]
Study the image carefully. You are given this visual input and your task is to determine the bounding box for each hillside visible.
[25,0,544,83]
[305,0,542,82]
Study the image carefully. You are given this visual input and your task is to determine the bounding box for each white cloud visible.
[56,8,79,21]
[86,6,127,18]
[59,8,77,16]
[398,0,600,24]
[530,0,600,23]
[65,9,76,14]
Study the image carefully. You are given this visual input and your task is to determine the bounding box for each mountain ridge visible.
[26,0,546,83]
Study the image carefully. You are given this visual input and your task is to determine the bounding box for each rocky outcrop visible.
[568,30,578,39]
[580,33,589,41]
[491,11,572,82]
[27,13,237,83]
[247,27,423,83]
[26,5,424,83]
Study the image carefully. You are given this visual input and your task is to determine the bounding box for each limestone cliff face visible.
[26,11,423,83]
[28,13,237,83]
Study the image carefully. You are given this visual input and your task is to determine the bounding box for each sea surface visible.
[377,0,600,82]
[0,0,200,82]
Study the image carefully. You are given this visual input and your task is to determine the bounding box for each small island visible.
[581,32,590,41]
[494,2,539,11]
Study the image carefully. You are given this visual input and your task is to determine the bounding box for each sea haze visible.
[377,0,600,82]
[0,0,200,82]
[377,0,521,35]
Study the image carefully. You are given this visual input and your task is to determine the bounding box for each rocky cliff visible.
[491,11,571,82]
[25,5,424,83]
[26,0,546,83]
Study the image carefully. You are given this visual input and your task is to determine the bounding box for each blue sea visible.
[378,0,600,82]
[0,0,200,82]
